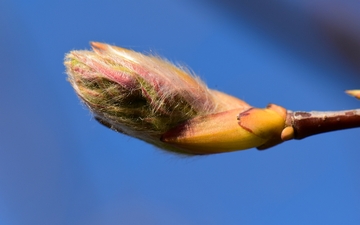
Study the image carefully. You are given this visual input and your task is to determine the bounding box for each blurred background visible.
[1,0,360,224]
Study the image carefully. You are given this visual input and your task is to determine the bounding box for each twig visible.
[286,109,360,139]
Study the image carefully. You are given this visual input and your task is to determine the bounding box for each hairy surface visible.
[65,42,250,154]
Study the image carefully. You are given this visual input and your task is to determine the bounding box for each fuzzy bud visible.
[65,42,253,154]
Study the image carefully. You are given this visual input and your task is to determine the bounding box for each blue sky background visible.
[1,0,360,224]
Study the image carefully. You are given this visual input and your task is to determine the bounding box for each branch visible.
[287,109,360,140]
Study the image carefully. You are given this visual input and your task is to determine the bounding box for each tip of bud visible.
[90,42,109,52]
[346,90,360,100]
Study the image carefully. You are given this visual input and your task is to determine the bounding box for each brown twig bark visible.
[286,109,360,140]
